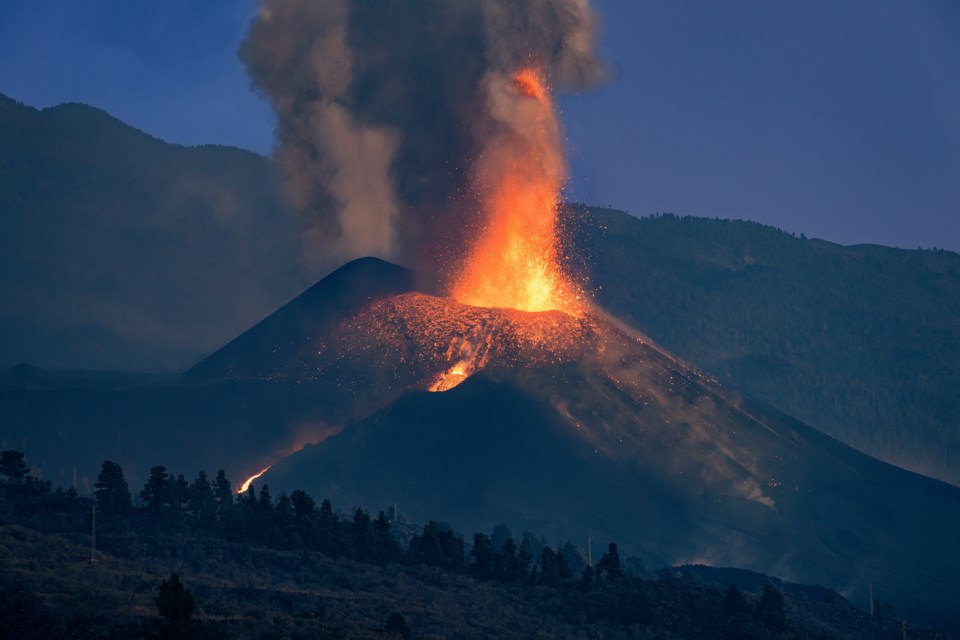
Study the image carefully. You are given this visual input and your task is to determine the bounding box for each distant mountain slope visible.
[0,92,304,371]
[562,207,960,486]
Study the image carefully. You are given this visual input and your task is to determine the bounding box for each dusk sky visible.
[1,0,957,251]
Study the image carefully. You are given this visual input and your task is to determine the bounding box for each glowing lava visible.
[451,67,582,315]
[324,292,597,393]
[239,466,271,494]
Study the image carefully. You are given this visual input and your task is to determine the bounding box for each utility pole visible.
[587,536,592,567]
[869,582,874,617]
[90,504,96,564]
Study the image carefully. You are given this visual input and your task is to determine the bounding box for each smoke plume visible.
[240,0,603,275]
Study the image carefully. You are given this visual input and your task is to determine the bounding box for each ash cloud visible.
[240,0,604,274]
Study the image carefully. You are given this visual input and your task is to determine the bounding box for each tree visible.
[597,542,622,581]
[373,510,401,563]
[555,547,573,580]
[173,474,190,514]
[212,470,233,522]
[470,533,496,580]
[581,564,595,590]
[187,471,216,525]
[94,460,131,515]
[755,584,787,631]
[257,484,273,511]
[385,611,411,640]
[539,547,560,584]
[0,450,28,483]
[154,573,199,639]
[350,508,376,562]
[140,466,171,514]
[722,584,759,640]
[499,537,524,582]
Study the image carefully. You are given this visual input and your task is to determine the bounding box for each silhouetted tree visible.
[212,470,233,523]
[470,533,496,580]
[350,508,376,562]
[187,471,216,525]
[555,547,573,580]
[540,547,560,584]
[140,466,171,514]
[154,573,199,639]
[94,460,131,515]
[373,510,401,563]
[500,537,524,582]
[755,584,787,631]
[722,584,759,640]
[597,542,622,581]
[257,485,273,511]
[173,474,190,514]
[409,521,463,571]
[271,493,297,549]
[0,450,28,483]
[581,564,595,590]
[385,611,411,640]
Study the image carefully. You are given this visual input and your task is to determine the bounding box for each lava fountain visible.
[451,68,583,315]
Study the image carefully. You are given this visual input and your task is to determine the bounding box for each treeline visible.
[92,456,632,589]
[5,450,910,640]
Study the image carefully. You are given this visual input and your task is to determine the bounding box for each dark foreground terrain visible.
[1,462,952,640]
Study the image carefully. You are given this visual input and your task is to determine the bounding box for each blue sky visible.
[1,0,958,251]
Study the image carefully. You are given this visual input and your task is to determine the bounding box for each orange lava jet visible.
[451,67,583,315]
[239,466,271,494]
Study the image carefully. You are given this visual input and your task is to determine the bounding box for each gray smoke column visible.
[240,0,603,274]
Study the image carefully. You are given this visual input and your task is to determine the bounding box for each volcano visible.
[190,257,960,626]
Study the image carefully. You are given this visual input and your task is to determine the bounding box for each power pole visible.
[90,504,96,564]
[868,582,874,617]
[587,536,592,567]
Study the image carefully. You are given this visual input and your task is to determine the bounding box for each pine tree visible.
[94,460,131,515]
[213,470,233,523]
[373,510,401,563]
[385,611,411,640]
[470,533,496,580]
[755,584,787,631]
[597,542,622,581]
[0,450,28,483]
[188,471,216,525]
[140,466,171,514]
[351,508,376,562]
[154,573,200,639]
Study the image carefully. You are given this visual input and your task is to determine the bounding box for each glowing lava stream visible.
[451,67,583,316]
[238,466,271,494]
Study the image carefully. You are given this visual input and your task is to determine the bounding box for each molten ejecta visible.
[451,68,583,315]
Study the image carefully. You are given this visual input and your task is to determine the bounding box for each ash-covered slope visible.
[183,257,426,384]
[256,283,960,627]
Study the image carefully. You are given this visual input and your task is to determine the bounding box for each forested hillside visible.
[2,452,946,639]
[563,207,960,486]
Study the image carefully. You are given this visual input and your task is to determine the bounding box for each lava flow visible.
[451,68,583,315]
[324,292,597,393]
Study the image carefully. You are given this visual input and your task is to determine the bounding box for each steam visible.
[240,0,603,274]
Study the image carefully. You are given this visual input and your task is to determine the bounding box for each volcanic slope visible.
[241,261,960,627]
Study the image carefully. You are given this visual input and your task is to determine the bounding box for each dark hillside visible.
[2,467,951,640]
[0,92,303,371]
[562,206,960,486]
